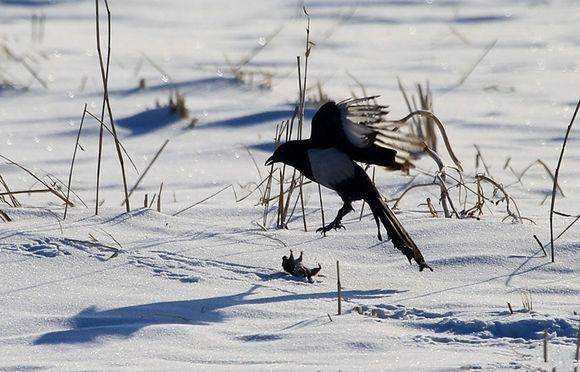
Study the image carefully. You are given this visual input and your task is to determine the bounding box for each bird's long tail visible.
[367,195,433,272]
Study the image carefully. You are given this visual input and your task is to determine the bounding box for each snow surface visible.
[0,0,579,370]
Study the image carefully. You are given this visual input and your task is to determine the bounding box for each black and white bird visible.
[266,97,432,271]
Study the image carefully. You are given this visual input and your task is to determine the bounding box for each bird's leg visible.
[317,201,353,234]
[372,213,383,241]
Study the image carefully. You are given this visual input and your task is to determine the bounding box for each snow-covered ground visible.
[1,0,579,370]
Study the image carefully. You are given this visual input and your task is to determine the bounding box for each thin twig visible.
[455,39,497,88]
[64,104,87,220]
[123,139,169,205]
[173,184,232,216]
[550,99,579,263]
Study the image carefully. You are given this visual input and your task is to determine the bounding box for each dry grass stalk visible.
[0,155,73,207]
[507,302,514,315]
[543,329,548,363]
[144,193,148,208]
[533,234,548,257]
[64,104,88,220]
[424,144,455,218]
[261,125,279,228]
[277,169,285,228]
[1,45,48,89]
[455,39,497,88]
[0,189,52,197]
[123,139,169,205]
[173,184,232,217]
[95,0,131,213]
[426,197,438,217]
[168,91,189,119]
[157,182,163,212]
[549,99,579,263]
[336,260,342,315]
[476,174,529,223]
[317,183,326,237]
[511,159,564,196]
[0,209,11,222]
[85,111,138,173]
[297,7,313,231]
[397,78,436,150]
[521,291,533,312]
[0,174,21,207]
[474,144,493,177]
[575,321,580,372]
[385,110,463,172]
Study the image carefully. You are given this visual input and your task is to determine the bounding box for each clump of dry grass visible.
[168,90,189,119]
[521,291,533,312]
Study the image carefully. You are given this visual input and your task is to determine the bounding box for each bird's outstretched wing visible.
[310,97,424,169]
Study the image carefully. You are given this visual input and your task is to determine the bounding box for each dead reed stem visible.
[64,104,88,220]
[95,0,130,213]
[549,99,579,263]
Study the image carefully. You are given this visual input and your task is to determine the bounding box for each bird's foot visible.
[316,221,345,234]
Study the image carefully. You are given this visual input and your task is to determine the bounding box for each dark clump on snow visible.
[281,250,321,283]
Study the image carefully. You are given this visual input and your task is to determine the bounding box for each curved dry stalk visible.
[516,159,564,197]
[391,183,442,210]
[387,110,463,171]
[476,174,524,223]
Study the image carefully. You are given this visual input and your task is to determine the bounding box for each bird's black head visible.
[265,141,306,169]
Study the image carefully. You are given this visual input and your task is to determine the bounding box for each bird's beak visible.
[265,155,275,166]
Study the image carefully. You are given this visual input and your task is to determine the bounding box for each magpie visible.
[266,97,432,271]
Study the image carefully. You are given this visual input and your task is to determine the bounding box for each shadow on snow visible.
[34,285,401,345]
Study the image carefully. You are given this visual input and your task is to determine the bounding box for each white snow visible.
[0,0,579,370]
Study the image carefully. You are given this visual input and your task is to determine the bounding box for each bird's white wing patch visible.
[339,105,374,148]
[307,148,355,189]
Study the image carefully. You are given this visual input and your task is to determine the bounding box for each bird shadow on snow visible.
[34,285,401,345]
